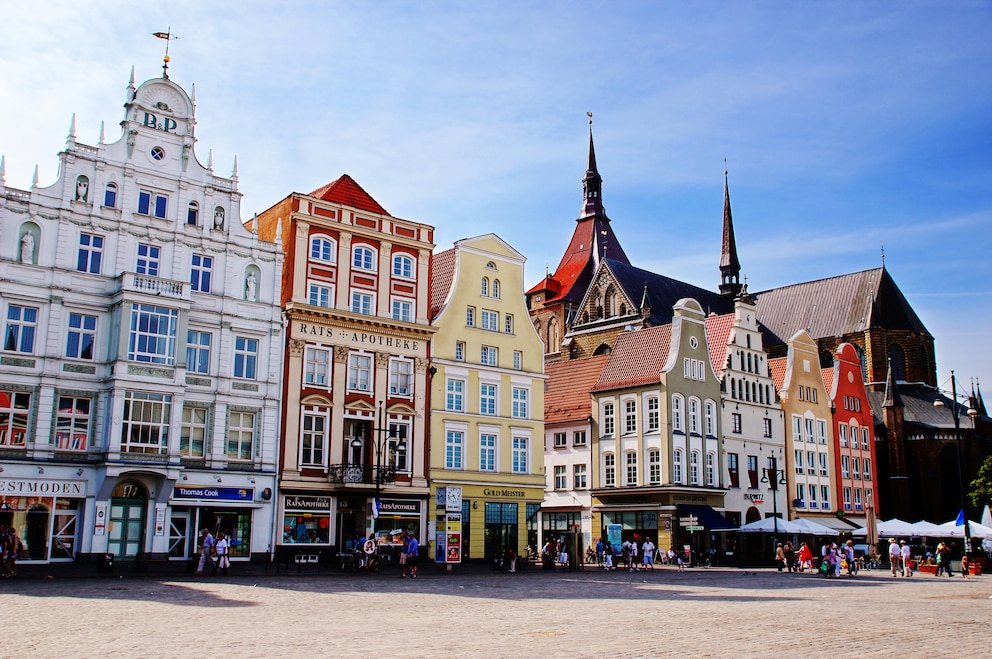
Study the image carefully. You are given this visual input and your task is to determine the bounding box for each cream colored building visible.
[429,234,545,562]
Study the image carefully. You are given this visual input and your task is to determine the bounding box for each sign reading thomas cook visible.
[172,486,253,501]
[298,323,421,352]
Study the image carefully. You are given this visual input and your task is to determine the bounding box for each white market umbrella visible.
[937,519,992,539]
[875,518,919,538]
[791,518,840,536]
[981,505,992,530]
[910,520,945,536]
[737,517,805,534]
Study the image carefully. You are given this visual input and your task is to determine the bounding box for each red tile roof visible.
[429,248,457,320]
[545,355,611,425]
[310,174,390,216]
[768,356,788,393]
[593,324,673,392]
[820,366,835,393]
[704,312,734,377]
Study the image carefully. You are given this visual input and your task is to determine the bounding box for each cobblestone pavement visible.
[1,565,988,658]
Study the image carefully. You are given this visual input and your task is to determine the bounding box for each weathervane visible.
[587,111,593,126]
[153,28,180,79]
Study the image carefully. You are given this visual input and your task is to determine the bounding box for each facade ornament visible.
[288,339,306,357]
[375,352,391,368]
[333,346,349,363]
[20,231,35,264]
[414,357,429,373]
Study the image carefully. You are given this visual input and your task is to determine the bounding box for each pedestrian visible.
[831,543,842,578]
[784,541,795,572]
[215,532,230,575]
[667,547,676,566]
[406,531,419,578]
[798,542,813,572]
[604,543,614,570]
[844,540,857,576]
[775,543,786,573]
[5,528,23,577]
[642,538,655,571]
[0,525,11,578]
[937,542,952,577]
[961,554,970,579]
[900,540,913,577]
[621,539,631,571]
[596,538,604,566]
[888,538,901,577]
[196,527,215,575]
[628,537,639,572]
[676,550,686,572]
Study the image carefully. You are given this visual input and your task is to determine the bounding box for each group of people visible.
[398,531,419,578]
[195,527,231,575]
[0,524,25,578]
[591,537,688,572]
[887,538,916,577]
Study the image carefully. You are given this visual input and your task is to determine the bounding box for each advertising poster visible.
[435,531,446,562]
[445,511,462,564]
[607,523,623,554]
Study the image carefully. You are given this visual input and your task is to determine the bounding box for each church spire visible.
[883,358,903,408]
[719,165,742,297]
[580,113,606,220]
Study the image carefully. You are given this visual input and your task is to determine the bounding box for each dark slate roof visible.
[752,267,931,347]
[866,384,992,429]
[605,259,733,326]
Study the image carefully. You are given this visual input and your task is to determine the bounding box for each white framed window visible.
[819,452,828,476]
[227,410,256,461]
[604,453,615,487]
[821,485,830,509]
[304,346,330,387]
[809,484,818,506]
[352,245,376,271]
[673,450,684,484]
[348,353,372,392]
[795,450,804,475]
[705,400,717,437]
[233,336,258,379]
[512,387,528,418]
[854,488,863,510]
[648,449,661,484]
[128,304,177,364]
[190,254,213,293]
[138,189,168,219]
[512,437,530,474]
[0,389,30,447]
[841,455,850,478]
[807,450,816,475]
[793,416,803,443]
[66,313,97,360]
[300,406,330,468]
[310,236,337,263]
[480,433,496,471]
[186,201,199,226]
[843,487,852,510]
[853,457,861,480]
[481,345,498,366]
[805,417,816,443]
[732,412,742,434]
[504,314,513,334]
[481,309,498,331]
[391,298,414,322]
[136,243,160,276]
[56,396,91,451]
[690,450,700,485]
[481,277,489,297]
[179,404,207,457]
[445,430,464,469]
[493,279,501,298]
[388,423,409,472]
[446,379,464,411]
[573,430,587,446]
[553,432,567,448]
[672,395,684,433]
[554,465,567,490]
[816,419,827,444]
[309,282,334,308]
[602,402,615,436]
[351,291,374,315]
[513,350,522,370]
[864,458,872,481]
[77,233,103,274]
[624,400,637,434]
[646,397,659,432]
[625,451,638,486]
[839,424,848,447]
[688,398,700,435]
[763,417,773,438]
[797,483,806,507]
[392,253,414,279]
[104,182,118,208]
[480,383,497,415]
[186,330,211,374]
[121,391,171,454]
[389,359,413,396]
[573,463,587,489]
[466,306,475,327]
[706,452,716,486]
[455,341,465,361]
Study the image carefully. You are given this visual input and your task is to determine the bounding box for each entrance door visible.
[108,481,147,561]
[169,511,190,559]
[50,509,78,560]
[484,502,518,561]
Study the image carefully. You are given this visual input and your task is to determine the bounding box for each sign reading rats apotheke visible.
[298,323,422,352]
[172,486,254,501]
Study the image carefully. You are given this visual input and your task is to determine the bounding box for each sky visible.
[1,1,990,397]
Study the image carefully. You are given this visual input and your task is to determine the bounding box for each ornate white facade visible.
[0,68,284,565]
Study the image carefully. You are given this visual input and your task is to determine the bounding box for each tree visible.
[968,454,992,509]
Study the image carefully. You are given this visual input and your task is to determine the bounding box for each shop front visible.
[431,484,543,563]
[170,484,263,561]
[372,498,423,564]
[0,476,87,563]
[282,494,333,546]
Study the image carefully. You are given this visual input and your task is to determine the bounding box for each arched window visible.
[352,245,376,271]
[485,261,497,270]
[688,397,700,435]
[888,344,905,381]
[481,277,489,297]
[705,400,717,437]
[593,343,611,356]
[673,450,684,484]
[492,279,500,298]
[392,253,414,278]
[104,182,118,208]
[706,452,716,486]
[672,395,685,433]
[187,201,199,226]
[310,236,336,263]
[690,450,700,485]
[548,317,560,353]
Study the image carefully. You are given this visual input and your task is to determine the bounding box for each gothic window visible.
[888,344,905,381]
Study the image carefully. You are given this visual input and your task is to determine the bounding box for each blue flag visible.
[372,497,381,519]
[955,509,965,526]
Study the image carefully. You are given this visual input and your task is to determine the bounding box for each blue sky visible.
[2,1,990,395]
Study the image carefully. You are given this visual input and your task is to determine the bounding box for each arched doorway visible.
[108,481,148,561]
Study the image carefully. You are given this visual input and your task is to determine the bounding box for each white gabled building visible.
[0,65,284,566]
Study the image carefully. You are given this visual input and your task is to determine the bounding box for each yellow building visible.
[428,234,546,563]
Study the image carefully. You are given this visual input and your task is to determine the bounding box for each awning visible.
[802,516,860,532]
[677,504,736,531]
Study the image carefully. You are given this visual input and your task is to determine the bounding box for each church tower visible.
[719,169,743,298]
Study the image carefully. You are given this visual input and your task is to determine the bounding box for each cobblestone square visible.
[1,565,988,658]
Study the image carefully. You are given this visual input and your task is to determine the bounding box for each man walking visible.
[196,527,215,575]
[642,538,655,571]
[888,538,902,577]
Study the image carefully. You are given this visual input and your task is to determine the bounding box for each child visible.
[961,555,970,579]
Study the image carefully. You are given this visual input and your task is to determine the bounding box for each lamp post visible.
[761,458,788,547]
[351,402,407,523]
[933,370,979,561]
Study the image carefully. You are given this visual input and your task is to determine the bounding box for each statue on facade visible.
[246,272,257,301]
[20,232,35,264]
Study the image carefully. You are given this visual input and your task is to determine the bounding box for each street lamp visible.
[351,403,407,516]
[933,370,979,561]
[761,458,788,546]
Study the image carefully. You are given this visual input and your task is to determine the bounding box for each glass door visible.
[108,481,147,561]
[169,510,190,559]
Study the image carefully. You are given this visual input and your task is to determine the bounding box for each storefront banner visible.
[284,495,331,511]
[0,478,86,496]
[172,486,253,501]
[379,499,420,514]
[94,503,107,535]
